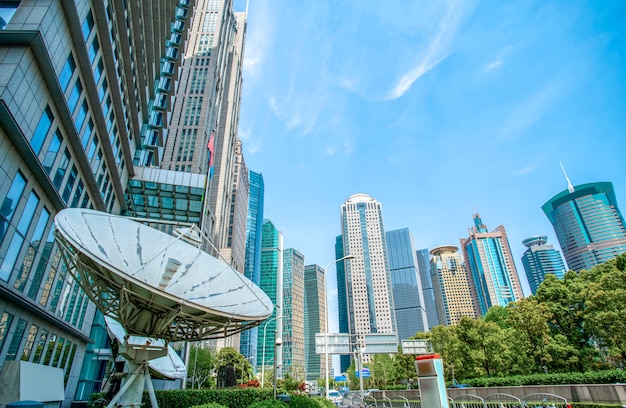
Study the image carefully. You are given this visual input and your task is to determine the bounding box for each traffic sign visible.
[356,367,370,378]
[335,375,347,382]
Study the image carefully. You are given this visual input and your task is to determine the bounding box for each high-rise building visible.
[460,214,524,316]
[240,171,264,367]
[0,0,192,404]
[338,193,396,362]
[385,229,429,339]
[415,249,440,329]
[335,235,351,373]
[430,246,476,326]
[124,0,250,352]
[282,248,305,379]
[542,181,626,272]
[521,236,566,294]
[303,264,326,380]
[256,220,283,378]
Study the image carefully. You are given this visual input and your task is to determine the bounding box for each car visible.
[326,389,343,404]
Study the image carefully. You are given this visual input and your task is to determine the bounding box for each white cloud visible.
[487,59,502,70]
[386,0,468,100]
[517,164,536,175]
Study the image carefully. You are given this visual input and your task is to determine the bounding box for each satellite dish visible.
[105,316,186,380]
[54,209,273,408]
[54,208,273,341]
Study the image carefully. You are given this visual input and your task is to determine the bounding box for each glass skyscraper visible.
[461,214,524,316]
[385,229,429,340]
[256,220,283,379]
[415,249,440,329]
[282,248,305,379]
[304,264,326,380]
[542,181,626,272]
[240,171,264,368]
[521,236,566,294]
[338,194,396,364]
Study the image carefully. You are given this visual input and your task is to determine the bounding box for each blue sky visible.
[232,0,626,336]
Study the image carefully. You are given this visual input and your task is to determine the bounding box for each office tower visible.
[304,264,326,380]
[256,220,283,379]
[338,194,396,362]
[386,229,429,340]
[542,181,626,272]
[282,248,305,379]
[240,170,264,368]
[415,249,440,330]
[460,214,524,316]
[335,235,351,373]
[0,0,191,404]
[521,236,566,295]
[430,246,476,326]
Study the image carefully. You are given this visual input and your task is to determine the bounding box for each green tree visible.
[188,345,217,389]
[216,347,251,385]
[506,297,553,373]
[580,253,626,367]
[535,272,596,371]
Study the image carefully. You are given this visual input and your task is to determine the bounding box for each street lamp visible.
[261,313,283,387]
[273,336,282,398]
[324,255,355,400]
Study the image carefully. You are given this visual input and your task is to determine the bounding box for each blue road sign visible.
[356,367,370,378]
[335,375,347,382]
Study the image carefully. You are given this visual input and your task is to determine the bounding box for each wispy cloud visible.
[386,0,469,100]
[516,164,536,175]
[484,46,511,72]
[496,83,558,142]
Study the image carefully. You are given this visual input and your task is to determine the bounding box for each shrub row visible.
[460,369,626,388]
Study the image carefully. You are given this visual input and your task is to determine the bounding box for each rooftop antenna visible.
[560,161,575,193]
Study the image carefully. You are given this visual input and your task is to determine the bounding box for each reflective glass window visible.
[1,171,26,240]
[5,318,27,361]
[59,54,76,92]
[31,107,53,155]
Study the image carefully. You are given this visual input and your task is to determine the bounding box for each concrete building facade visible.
[430,245,476,326]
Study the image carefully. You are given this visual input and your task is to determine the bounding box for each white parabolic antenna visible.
[53,208,273,341]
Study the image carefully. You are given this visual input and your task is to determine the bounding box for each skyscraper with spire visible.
[338,193,396,363]
[542,181,626,272]
[461,214,524,316]
[521,236,566,294]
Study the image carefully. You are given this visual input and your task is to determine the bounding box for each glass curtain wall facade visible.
[304,264,325,380]
[521,236,566,294]
[256,220,283,380]
[339,194,396,364]
[461,214,524,316]
[335,235,351,373]
[430,246,476,326]
[0,0,191,405]
[282,248,305,379]
[385,229,428,340]
[240,170,264,367]
[415,248,440,329]
[542,182,626,272]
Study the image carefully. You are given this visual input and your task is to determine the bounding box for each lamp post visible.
[324,255,355,400]
[273,336,282,398]
[261,313,283,387]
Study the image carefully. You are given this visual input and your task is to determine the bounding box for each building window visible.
[59,54,76,92]
[1,171,26,235]
[1,191,39,281]
[30,107,53,155]
[81,10,94,40]
[0,2,20,30]
[88,36,99,63]
[42,131,62,175]
[5,318,27,361]
[67,79,82,114]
